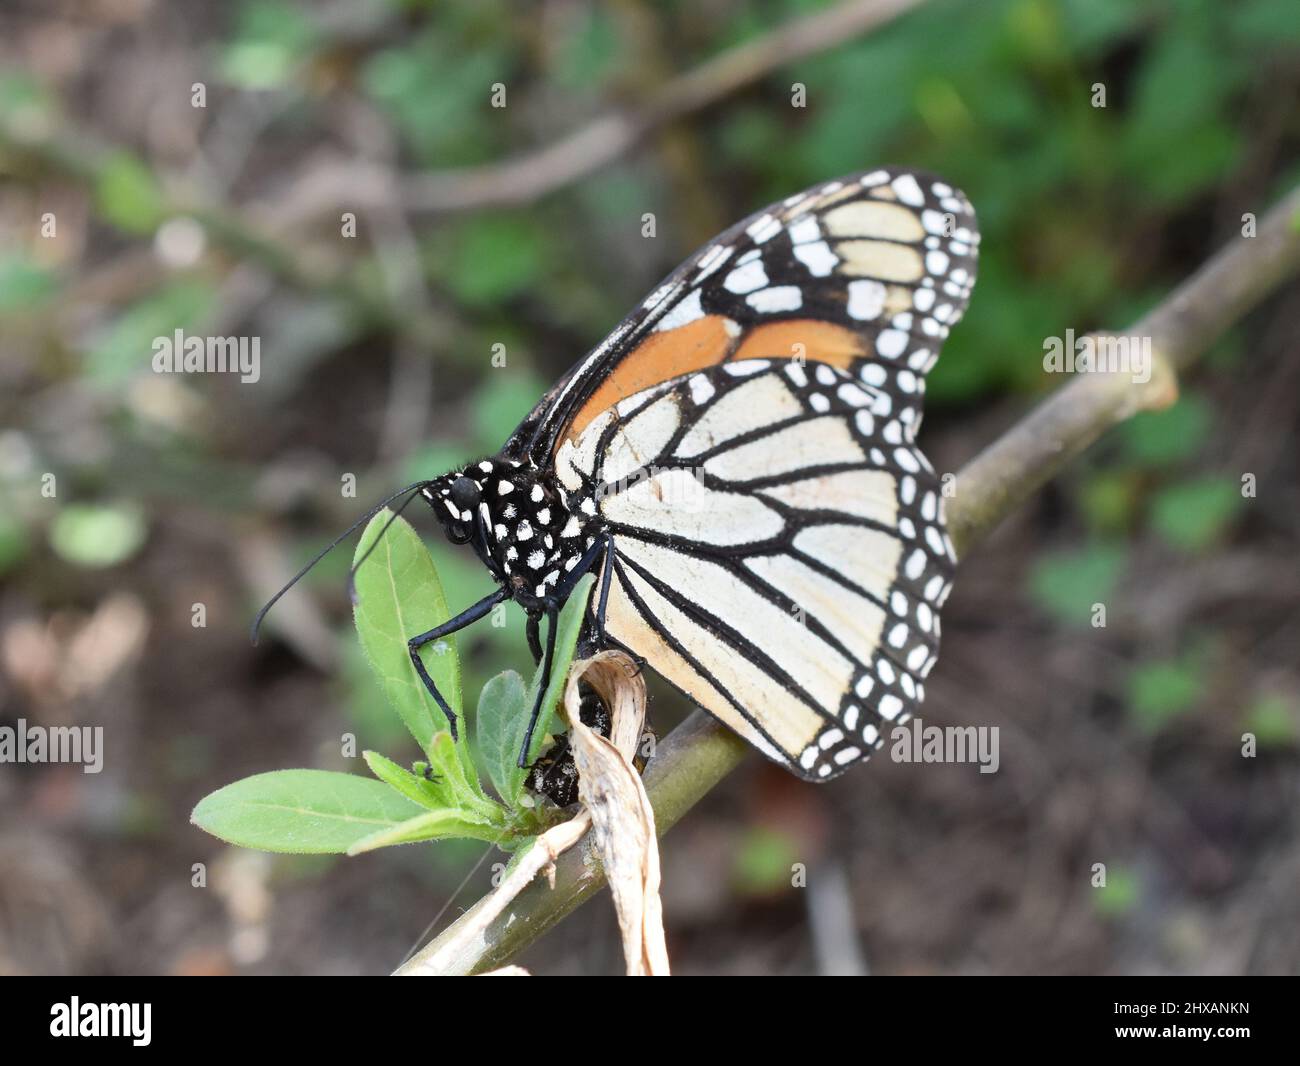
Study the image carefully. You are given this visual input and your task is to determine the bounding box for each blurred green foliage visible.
[1127,655,1204,733]
[1028,543,1125,626]
[94,152,166,234]
[88,282,216,387]
[1094,863,1140,918]
[1246,695,1296,749]
[220,0,320,90]
[733,825,801,896]
[0,256,57,311]
[1120,397,1213,467]
[1149,476,1243,553]
[49,503,147,569]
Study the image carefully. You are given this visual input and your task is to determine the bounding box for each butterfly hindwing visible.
[554,359,955,781]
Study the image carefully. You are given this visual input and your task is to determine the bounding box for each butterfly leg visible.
[526,610,543,664]
[408,586,509,740]
[551,532,611,611]
[516,604,559,769]
[513,535,613,769]
[592,538,615,644]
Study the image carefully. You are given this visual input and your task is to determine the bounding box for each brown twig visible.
[399,181,1300,976]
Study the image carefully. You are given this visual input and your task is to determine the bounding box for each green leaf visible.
[220,41,297,90]
[361,34,505,166]
[348,807,503,855]
[1149,476,1243,552]
[1060,0,1146,54]
[519,575,595,772]
[0,508,29,576]
[1235,0,1300,45]
[1027,543,1126,626]
[364,743,499,821]
[362,749,445,811]
[1127,659,1203,733]
[49,504,146,569]
[232,0,317,50]
[352,510,465,763]
[554,8,618,90]
[475,670,530,805]
[191,769,426,854]
[95,152,165,234]
[419,731,499,817]
[0,72,55,129]
[1126,30,1233,141]
[219,0,317,89]
[484,574,595,807]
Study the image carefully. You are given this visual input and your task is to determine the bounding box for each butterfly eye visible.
[449,476,479,512]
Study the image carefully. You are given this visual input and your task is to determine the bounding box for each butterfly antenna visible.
[346,486,429,602]
[250,480,432,645]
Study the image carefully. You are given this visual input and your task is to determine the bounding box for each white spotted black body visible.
[422,457,602,609]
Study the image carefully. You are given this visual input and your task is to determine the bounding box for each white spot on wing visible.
[689,374,715,405]
[746,285,802,313]
[847,279,886,320]
[794,241,837,277]
[694,243,734,282]
[891,173,924,206]
[723,258,768,294]
[654,288,705,332]
[746,214,782,243]
[788,216,820,244]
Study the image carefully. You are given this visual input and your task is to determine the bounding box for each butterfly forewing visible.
[511,167,978,465]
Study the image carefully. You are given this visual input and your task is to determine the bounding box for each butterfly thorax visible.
[422,456,602,608]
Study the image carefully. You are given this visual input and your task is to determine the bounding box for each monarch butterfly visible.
[255,167,978,783]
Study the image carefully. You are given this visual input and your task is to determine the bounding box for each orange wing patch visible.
[729,319,865,368]
[558,317,871,452]
[562,315,738,445]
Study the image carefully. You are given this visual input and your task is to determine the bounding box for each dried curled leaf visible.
[394,650,668,977]
[563,652,669,976]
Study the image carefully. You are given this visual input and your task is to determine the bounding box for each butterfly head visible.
[422,468,488,547]
[423,457,527,562]
[423,456,587,602]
